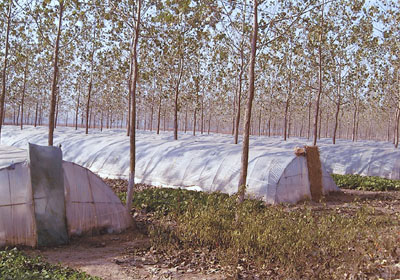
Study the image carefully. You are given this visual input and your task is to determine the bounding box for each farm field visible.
[1,0,400,278]
[2,180,397,279]
[1,125,400,279]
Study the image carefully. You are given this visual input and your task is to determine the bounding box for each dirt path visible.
[28,229,224,280]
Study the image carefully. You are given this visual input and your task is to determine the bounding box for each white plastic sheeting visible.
[0,145,132,247]
[0,161,37,247]
[64,161,132,236]
[4,126,399,181]
[0,126,338,204]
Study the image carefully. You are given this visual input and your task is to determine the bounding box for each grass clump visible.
[0,248,98,280]
[129,188,399,278]
[332,174,400,191]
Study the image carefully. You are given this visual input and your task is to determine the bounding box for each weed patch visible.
[122,187,400,278]
[332,174,400,191]
[0,248,98,280]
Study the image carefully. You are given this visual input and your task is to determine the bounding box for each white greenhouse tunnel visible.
[1,126,340,204]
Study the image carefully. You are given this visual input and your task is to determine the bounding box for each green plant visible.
[0,248,99,280]
[126,187,399,278]
[332,174,400,191]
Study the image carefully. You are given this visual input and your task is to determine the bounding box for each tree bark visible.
[318,108,322,139]
[0,0,12,139]
[157,96,161,134]
[150,103,154,131]
[85,32,96,135]
[238,0,258,203]
[396,106,400,148]
[174,57,184,140]
[284,98,290,141]
[208,106,211,134]
[313,0,324,146]
[232,82,237,135]
[193,107,197,136]
[48,0,63,146]
[258,109,261,136]
[20,56,28,130]
[75,83,80,130]
[126,0,141,211]
[234,64,243,144]
[34,102,39,127]
[332,97,341,144]
[55,89,60,129]
[184,107,188,133]
[200,92,204,134]
[352,102,357,142]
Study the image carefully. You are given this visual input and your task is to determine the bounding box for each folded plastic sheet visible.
[29,143,69,247]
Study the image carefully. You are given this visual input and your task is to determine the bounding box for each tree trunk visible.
[55,90,60,129]
[307,97,312,139]
[100,110,104,132]
[258,109,261,136]
[163,108,166,131]
[318,109,322,139]
[144,111,147,130]
[352,103,357,142]
[193,107,197,136]
[396,106,400,148]
[150,104,154,131]
[283,98,290,141]
[20,57,28,130]
[201,93,204,134]
[157,96,161,134]
[34,102,39,127]
[16,106,19,125]
[184,107,188,133]
[268,112,271,137]
[174,57,184,140]
[75,83,80,130]
[85,61,95,134]
[0,0,12,140]
[232,83,237,135]
[126,0,141,211]
[208,107,211,134]
[332,97,341,144]
[48,0,63,146]
[234,66,243,144]
[238,0,258,203]
[325,111,329,138]
[312,0,324,146]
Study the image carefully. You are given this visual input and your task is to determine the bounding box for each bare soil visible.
[27,229,225,280]
[25,186,400,280]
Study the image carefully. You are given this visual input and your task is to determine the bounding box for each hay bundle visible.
[305,146,323,202]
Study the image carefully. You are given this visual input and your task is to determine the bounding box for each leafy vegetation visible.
[127,187,400,278]
[0,248,98,280]
[332,174,400,191]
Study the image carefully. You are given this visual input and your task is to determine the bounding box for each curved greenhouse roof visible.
[1,126,338,204]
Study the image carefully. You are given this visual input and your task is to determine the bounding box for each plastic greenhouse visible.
[0,144,132,248]
[1,126,339,206]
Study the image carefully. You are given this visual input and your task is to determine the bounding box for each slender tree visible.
[0,0,12,141]
[238,0,258,203]
[126,0,141,211]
